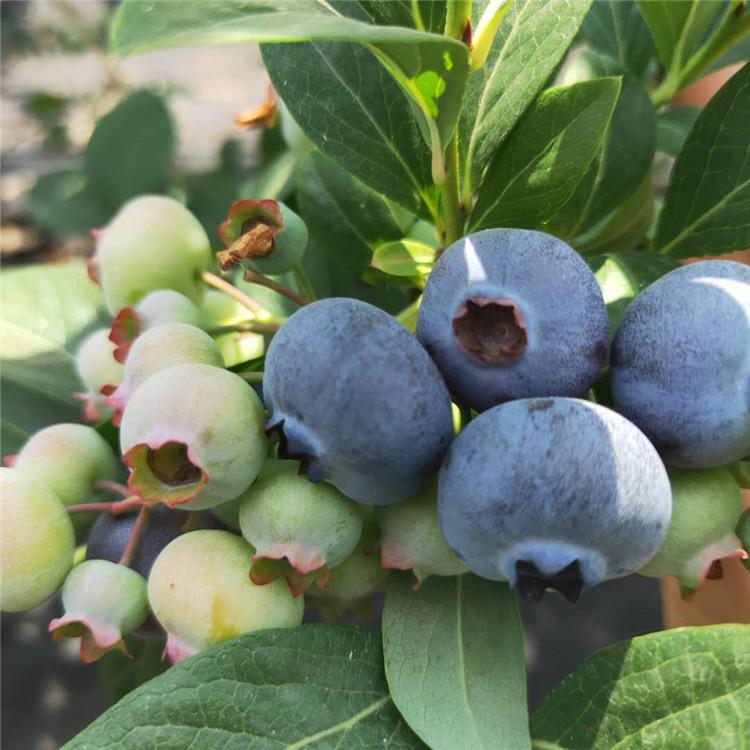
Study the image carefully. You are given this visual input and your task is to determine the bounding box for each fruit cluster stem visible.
[118,504,153,567]
[200,270,267,317]
[66,495,146,515]
[243,269,311,307]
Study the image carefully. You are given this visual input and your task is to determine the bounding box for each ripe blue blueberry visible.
[438,398,671,602]
[611,260,750,468]
[264,298,453,505]
[416,229,609,411]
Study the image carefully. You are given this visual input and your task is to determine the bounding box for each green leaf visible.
[531,624,750,750]
[459,0,592,195]
[98,636,169,706]
[656,63,750,258]
[297,151,414,275]
[580,79,657,230]
[383,573,530,750]
[64,624,427,749]
[581,0,655,80]
[264,41,434,216]
[656,107,700,157]
[0,260,106,445]
[636,0,725,73]
[341,1,447,34]
[371,240,435,277]
[28,169,111,236]
[84,90,173,209]
[110,1,469,172]
[0,260,105,351]
[0,320,84,436]
[470,77,620,231]
[574,172,654,254]
[586,250,680,334]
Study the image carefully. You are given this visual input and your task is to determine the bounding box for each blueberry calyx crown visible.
[452,296,527,364]
[514,559,584,603]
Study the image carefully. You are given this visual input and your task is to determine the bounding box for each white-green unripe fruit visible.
[120,364,267,510]
[109,289,205,363]
[639,467,746,594]
[48,559,149,662]
[14,423,120,532]
[148,530,304,663]
[107,323,223,420]
[93,196,211,314]
[1,468,75,612]
[378,484,467,584]
[238,469,363,575]
[311,539,387,617]
[132,289,204,329]
[74,328,124,421]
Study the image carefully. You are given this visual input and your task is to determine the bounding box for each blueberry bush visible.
[2,1,750,748]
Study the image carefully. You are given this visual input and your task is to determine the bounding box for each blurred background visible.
[0,2,744,748]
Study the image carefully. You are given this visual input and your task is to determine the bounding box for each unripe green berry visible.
[311,535,387,619]
[217,199,308,276]
[120,363,267,510]
[92,196,211,314]
[14,424,120,532]
[639,467,746,595]
[107,323,223,422]
[148,530,304,663]
[48,559,149,662]
[377,484,467,585]
[238,469,363,594]
[109,289,204,363]
[1,468,75,612]
[74,328,124,422]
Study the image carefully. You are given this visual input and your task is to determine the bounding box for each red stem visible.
[201,270,266,316]
[242,269,311,307]
[118,505,153,566]
[94,479,132,498]
[66,495,145,515]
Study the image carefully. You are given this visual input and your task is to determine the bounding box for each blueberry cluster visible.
[2,198,748,665]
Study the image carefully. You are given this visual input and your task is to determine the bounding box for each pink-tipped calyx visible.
[108,307,142,363]
[124,440,208,508]
[49,615,130,664]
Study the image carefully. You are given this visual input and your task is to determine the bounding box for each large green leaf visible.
[28,169,111,237]
[0,260,106,446]
[531,624,750,750]
[383,574,530,750]
[470,77,620,231]
[459,0,592,197]
[341,1,447,35]
[1,321,84,437]
[636,0,725,73]
[656,63,750,258]
[84,90,174,209]
[656,107,700,157]
[64,625,427,749]
[297,151,413,275]
[0,260,104,350]
[580,79,656,231]
[581,0,655,80]
[110,1,469,172]
[264,41,435,216]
